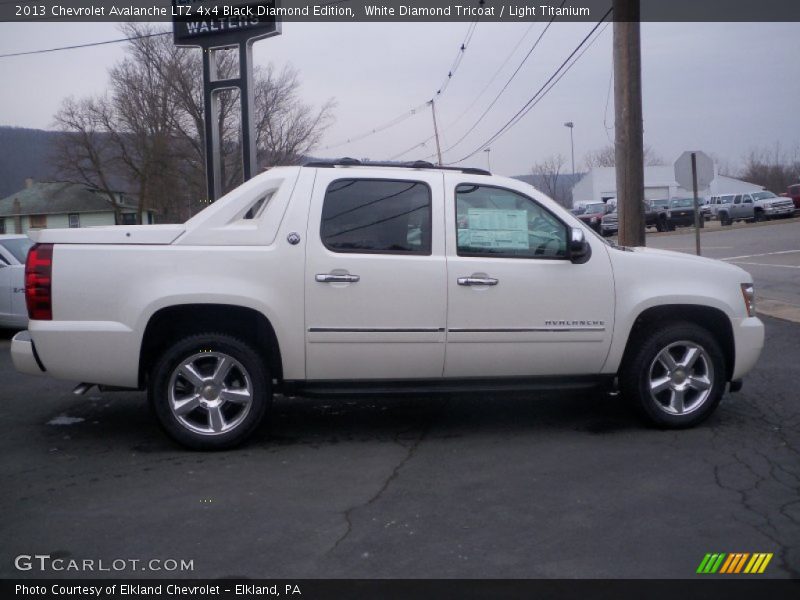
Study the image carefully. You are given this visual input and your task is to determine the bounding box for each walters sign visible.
[172,1,280,47]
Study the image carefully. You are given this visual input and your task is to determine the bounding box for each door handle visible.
[315,273,361,283]
[457,276,498,286]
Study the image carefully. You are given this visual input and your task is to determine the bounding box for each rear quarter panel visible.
[30,169,314,387]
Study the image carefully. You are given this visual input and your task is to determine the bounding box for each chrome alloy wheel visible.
[648,341,714,416]
[167,352,253,435]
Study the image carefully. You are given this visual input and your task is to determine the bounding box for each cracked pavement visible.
[1,316,798,579]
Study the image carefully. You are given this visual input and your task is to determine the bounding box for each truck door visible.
[741,194,754,219]
[733,195,743,219]
[304,170,447,380]
[443,177,615,378]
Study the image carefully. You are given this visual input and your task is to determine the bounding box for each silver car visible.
[0,235,33,329]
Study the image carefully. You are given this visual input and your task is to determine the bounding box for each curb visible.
[756,298,800,324]
[645,214,800,238]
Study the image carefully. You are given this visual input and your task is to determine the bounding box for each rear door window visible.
[321,179,432,255]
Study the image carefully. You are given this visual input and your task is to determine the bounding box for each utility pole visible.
[613,0,645,246]
[429,100,443,166]
[483,147,492,171]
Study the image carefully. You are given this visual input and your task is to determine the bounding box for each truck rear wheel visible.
[149,333,270,450]
[620,322,726,428]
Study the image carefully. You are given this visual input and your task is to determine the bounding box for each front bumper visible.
[731,316,765,381]
[763,206,794,217]
[11,331,46,376]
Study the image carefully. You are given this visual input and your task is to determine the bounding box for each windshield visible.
[650,199,669,209]
[720,195,734,204]
[751,192,776,201]
[583,203,606,214]
[670,198,693,208]
[0,237,33,263]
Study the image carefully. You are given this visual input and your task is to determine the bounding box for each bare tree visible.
[54,24,335,223]
[737,144,800,193]
[254,64,335,168]
[52,97,126,222]
[584,143,664,169]
[530,154,571,207]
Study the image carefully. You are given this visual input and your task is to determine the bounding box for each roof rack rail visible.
[303,158,491,176]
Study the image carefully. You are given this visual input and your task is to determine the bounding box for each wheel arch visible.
[138,304,283,389]
[619,304,735,381]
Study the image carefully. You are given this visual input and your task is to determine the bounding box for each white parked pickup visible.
[11,162,765,449]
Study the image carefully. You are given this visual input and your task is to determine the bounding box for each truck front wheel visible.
[620,322,726,428]
[149,333,271,450]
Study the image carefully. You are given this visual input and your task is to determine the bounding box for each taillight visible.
[25,243,53,320]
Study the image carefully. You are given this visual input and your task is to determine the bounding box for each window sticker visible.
[464,208,530,250]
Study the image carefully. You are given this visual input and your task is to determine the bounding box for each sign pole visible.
[674,150,714,254]
[202,48,222,201]
[173,0,280,202]
[240,40,258,181]
[691,152,702,256]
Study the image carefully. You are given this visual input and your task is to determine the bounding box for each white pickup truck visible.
[12,161,764,449]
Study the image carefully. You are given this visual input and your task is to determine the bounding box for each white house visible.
[571,166,764,207]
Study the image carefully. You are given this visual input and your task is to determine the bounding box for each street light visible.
[483,147,492,171]
[564,122,575,175]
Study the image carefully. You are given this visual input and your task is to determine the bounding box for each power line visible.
[389,19,539,161]
[603,68,615,143]
[433,20,479,98]
[446,21,537,129]
[320,16,480,153]
[319,102,431,152]
[447,9,613,165]
[390,0,565,163]
[0,31,171,59]
[436,0,566,157]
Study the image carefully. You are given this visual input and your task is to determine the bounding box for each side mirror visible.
[569,228,591,264]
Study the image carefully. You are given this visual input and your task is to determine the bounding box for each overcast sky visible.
[0,20,798,176]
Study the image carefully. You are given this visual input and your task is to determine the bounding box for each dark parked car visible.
[600,201,661,236]
[646,199,674,232]
[666,197,704,230]
[577,202,612,232]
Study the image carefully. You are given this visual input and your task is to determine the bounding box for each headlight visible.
[591,217,599,223]
[741,283,756,317]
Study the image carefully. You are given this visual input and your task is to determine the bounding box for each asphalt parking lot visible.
[645,217,800,311]
[1,220,798,580]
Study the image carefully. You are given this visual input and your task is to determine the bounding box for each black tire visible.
[149,333,271,450]
[754,210,765,222]
[720,212,731,226]
[620,322,726,428]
